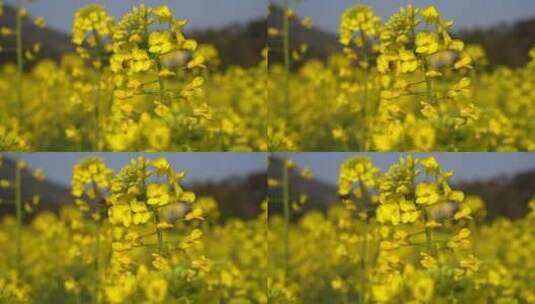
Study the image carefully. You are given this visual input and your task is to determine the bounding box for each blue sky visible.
[5,153,267,186]
[3,153,534,188]
[5,0,266,34]
[279,153,535,186]
[276,0,535,33]
[6,1,533,35]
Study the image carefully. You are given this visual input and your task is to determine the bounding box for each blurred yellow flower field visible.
[0,155,267,303]
[268,155,535,303]
[0,2,267,151]
[2,2,534,152]
[1,154,534,303]
[0,0,534,303]
[268,3,535,151]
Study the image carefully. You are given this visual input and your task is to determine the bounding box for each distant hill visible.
[267,156,534,222]
[189,172,266,220]
[268,156,338,220]
[459,18,535,68]
[0,5,74,68]
[268,4,341,67]
[457,171,535,220]
[0,4,264,69]
[0,157,73,220]
[190,20,266,68]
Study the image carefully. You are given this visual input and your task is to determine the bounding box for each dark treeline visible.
[460,18,535,68]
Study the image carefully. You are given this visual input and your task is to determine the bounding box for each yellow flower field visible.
[0,2,267,151]
[1,154,534,303]
[268,3,535,151]
[2,2,534,151]
[0,1,534,303]
[268,155,535,303]
[0,155,267,303]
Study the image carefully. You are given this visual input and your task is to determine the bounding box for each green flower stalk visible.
[358,184,370,304]
[409,159,435,255]
[152,207,165,256]
[15,0,23,129]
[282,0,291,137]
[92,222,101,304]
[282,156,291,275]
[14,156,22,274]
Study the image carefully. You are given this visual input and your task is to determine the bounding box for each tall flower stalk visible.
[410,160,435,255]
[14,157,22,273]
[92,33,104,151]
[282,156,291,275]
[92,221,101,304]
[282,0,291,136]
[358,183,371,304]
[90,182,106,304]
[15,0,23,129]
[338,157,380,303]
[72,4,113,150]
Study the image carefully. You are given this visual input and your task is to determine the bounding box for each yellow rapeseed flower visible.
[147,184,170,206]
[148,32,173,55]
[415,32,439,55]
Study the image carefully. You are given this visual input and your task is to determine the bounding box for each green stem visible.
[421,208,435,255]
[358,182,370,304]
[15,157,22,274]
[282,0,291,134]
[218,112,225,150]
[420,59,443,224]
[91,27,103,151]
[142,159,164,256]
[15,0,24,128]
[152,208,165,256]
[410,160,435,255]
[92,223,100,304]
[89,181,106,304]
[359,216,368,304]
[359,32,369,150]
[420,58,436,255]
[421,57,436,105]
[155,59,171,150]
[282,156,290,275]
[94,70,101,151]
[156,59,167,105]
